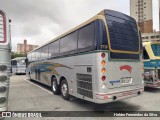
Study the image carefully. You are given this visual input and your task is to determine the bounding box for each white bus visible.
[27,9,144,104]
[0,10,11,112]
[11,57,26,74]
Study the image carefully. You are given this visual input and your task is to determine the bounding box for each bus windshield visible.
[17,59,26,66]
[105,10,139,52]
[151,44,160,56]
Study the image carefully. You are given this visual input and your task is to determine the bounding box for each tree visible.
[11,52,26,59]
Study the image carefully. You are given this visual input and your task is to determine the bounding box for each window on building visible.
[151,36,156,39]
[145,36,149,39]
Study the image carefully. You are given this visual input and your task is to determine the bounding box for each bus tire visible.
[51,77,60,95]
[60,79,70,100]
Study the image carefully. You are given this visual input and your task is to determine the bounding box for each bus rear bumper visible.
[0,106,8,112]
[144,82,160,88]
[95,88,144,104]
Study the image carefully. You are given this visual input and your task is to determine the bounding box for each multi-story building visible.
[130,0,153,33]
[17,40,38,54]
[142,32,160,42]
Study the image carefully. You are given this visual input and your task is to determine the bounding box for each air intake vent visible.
[77,74,93,99]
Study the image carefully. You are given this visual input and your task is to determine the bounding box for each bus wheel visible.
[51,77,60,95]
[60,79,70,100]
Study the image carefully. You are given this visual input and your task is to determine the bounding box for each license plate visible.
[121,77,132,84]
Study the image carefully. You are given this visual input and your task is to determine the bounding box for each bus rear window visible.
[105,10,139,52]
[151,44,160,56]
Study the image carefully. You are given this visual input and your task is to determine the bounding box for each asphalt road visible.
[6,75,160,120]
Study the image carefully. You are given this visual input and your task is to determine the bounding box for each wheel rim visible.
[52,80,57,92]
[61,83,68,96]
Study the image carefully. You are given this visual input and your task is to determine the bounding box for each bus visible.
[11,57,27,75]
[143,42,160,88]
[26,9,144,104]
[0,10,11,112]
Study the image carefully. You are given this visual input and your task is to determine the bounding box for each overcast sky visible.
[0,0,159,52]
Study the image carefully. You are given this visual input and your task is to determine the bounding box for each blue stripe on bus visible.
[144,60,160,68]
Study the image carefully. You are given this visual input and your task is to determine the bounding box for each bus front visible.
[143,42,160,88]
[95,10,144,103]
[0,10,10,112]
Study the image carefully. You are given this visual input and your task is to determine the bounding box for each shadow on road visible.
[28,79,141,113]
[29,79,52,92]
[144,87,160,93]
[70,98,140,112]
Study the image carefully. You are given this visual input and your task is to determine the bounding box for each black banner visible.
[1,111,160,117]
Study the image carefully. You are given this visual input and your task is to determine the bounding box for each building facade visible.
[17,40,38,54]
[130,0,153,33]
[142,32,160,42]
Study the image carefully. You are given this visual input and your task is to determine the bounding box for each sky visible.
[0,0,159,52]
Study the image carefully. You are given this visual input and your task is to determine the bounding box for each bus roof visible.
[27,9,135,55]
[11,57,26,61]
[27,15,102,54]
[143,41,160,46]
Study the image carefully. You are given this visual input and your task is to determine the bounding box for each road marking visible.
[24,78,53,94]
[10,84,30,87]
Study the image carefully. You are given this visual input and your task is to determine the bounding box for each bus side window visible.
[78,22,95,52]
[60,31,77,54]
[25,58,29,67]
[12,60,17,66]
[49,40,59,58]
[143,47,149,60]
[32,51,36,61]
[96,20,108,50]
[41,45,49,59]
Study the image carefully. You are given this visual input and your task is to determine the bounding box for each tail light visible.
[0,65,8,105]
[101,53,105,58]
[101,68,106,74]
[0,10,7,44]
[102,76,106,81]
[101,60,106,67]
[101,53,106,81]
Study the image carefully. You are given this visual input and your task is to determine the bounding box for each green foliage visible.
[11,52,26,59]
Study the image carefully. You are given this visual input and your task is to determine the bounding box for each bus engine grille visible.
[76,74,93,99]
